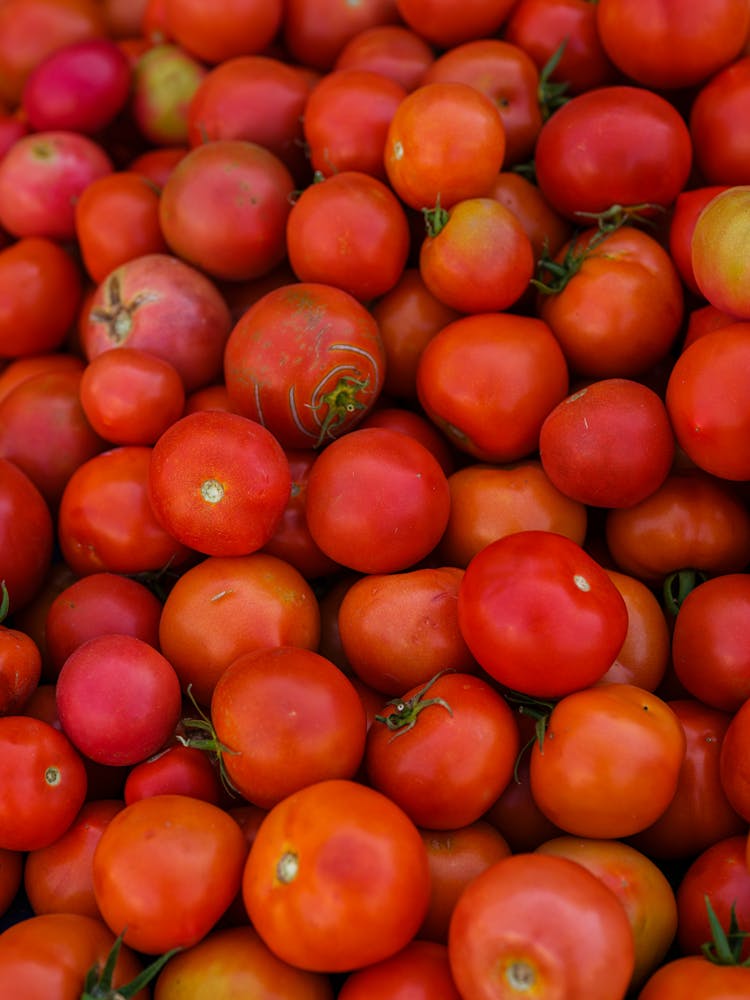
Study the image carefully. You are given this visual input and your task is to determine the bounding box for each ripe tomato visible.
[305,427,451,573]
[148,409,291,558]
[689,56,750,185]
[667,184,729,296]
[124,744,222,806]
[224,281,385,449]
[416,312,569,463]
[395,0,516,48]
[692,188,750,318]
[384,81,506,210]
[243,778,431,972]
[534,86,692,221]
[339,939,461,999]
[0,457,54,615]
[163,0,283,64]
[93,793,248,954]
[600,569,671,691]
[0,715,87,851]
[334,23,435,91]
[637,955,750,998]
[530,684,686,838]
[129,42,206,147]
[337,566,476,696]
[0,613,41,714]
[283,0,401,71]
[158,552,321,707]
[539,378,676,508]
[487,170,572,263]
[448,852,635,1000]
[458,530,628,698]
[365,672,520,829]
[358,407,456,475]
[286,171,410,302]
[719,697,750,822]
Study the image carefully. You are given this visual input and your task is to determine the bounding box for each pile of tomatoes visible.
[1,0,750,997]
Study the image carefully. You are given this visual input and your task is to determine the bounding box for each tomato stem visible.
[374,671,453,741]
[538,40,570,120]
[701,896,750,966]
[314,374,371,447]
[422,196,450,238]
[81,929,180,999]
[176,685,240,796]
[663,568,706,618]
[0,581,8,623]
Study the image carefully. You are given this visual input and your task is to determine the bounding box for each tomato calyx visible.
[574,201,666,233]
[702,896,750,967]
[175,685,239,796]
[374,671,453,741]
[503,690,557,781]
[663,568,707,619]
[0,580,8,623]
[88,273,158,345]
[538,41,570,121]
[81,929,180,999]
[313,374,372,447]
[422,197,449,239]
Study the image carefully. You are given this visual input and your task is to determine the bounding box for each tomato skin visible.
[600,569,671,691]
[163,0,283,64]
[283,0,401,72]
[396,0,516,48]
[689,56,750,185]
[530,684,686,839]
[0,457,54,615]
[124,744,222,806]
[667,184,729,296]
[0,715,88,851]
[243,778,431,973]
[0,624,41,714]
[334,23,435,91]
[448,852,635,1000]
[720,697,750,823]
[691,189,750,319]
[457,530,628,699]
[93,793,249,954]
[339,939,461,999]
[637,955,750,999]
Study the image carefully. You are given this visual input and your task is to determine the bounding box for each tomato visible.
[243,778,431,972]
[600,569,671,691]
[637,955,750,998]
[148,409,291,558]
[535,836,678,990]
[683,302,740,348]
[605,470,750,585]
[418,197,535,314]
[337,566,476,696]
[158,139,295,282]
[0,715,87,851]
[305,427,451,574]
[57,445,194,577]
[129,43,206,147]
[23,798,124,919]
[0,614,41,715]
[384,81,506,211]
[691,188,750,319]
[81,251,233,393]
[416,312,569,463]
[689,56,750,185]
[358,407,456,476]
[334,24,435,91]
[74,170,169,284]
[158,552,321,707]
[720,697,750,822]
[458,530,628,698]
[93,792,248,954]
[302,68,407,182]
[286,171,411,302]
[539,378,676,508]
[339,940,461,999]
[596,0,750,89]
[667,184,729,296]
[124,744,222,806]
[128,145,187,187]
[0,457,54,615]
[282,0,401,72]
[395,0,516,48]
[487,170,572,263]
[163,0,283,64]
[535,225,685,379]
[224,282,385,449]
[366,672,519,829]
[529,684,686,838]
[448,852,635,1000]
[534,86,692,221]
[0,912,148,1000]
[153,924,334,999]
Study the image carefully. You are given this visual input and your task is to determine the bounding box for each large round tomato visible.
[0,456,54,614]
[163,0,283,64]
[691,188,750,318]
[457,530,628,698]
[338,940,461,1000]
[689,56,750,185]
[637,955,750,998]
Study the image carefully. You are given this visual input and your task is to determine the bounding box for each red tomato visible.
[0,715,87,851]
[365,671,520,829]
[339,940,461,999]
[457,530,628,698]
[286,171,411,302]
[243,778,431,972]
[305,427,451,574]
[667,185,729,296]
[637,954,750,998]
[529,684,686,839]
[334,24,435,91]
[148,410,291,558]
[283,0,401,71]
[600,569,671,691]
[448,852,635,1000]
[224,282,386,449]
[395,0,516,48]
[720,697,750,822]
[487,170,572,263]
[158,139,295,282]
[358,407,456,476]
[124,742,222,807]
[692,189,750,319]
[93,793,248,954]
[0,457,54,615]
[416,312,569,463]
[0,614,41,715]
[689,56,750,185]
[163,0,283,64]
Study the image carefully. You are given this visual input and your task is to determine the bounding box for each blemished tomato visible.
[286,170,411,302]
[210,645,367,808]
[337,566,476,696]
[153,924,334,1000]
[339,939,461,999]
[93,793,248,954]
[0,715,87,852]
[365,671,520,829]
[535,836,678,990]
[448,852,635,1000]
[529,684,686,839]
[148,409,292,558]
[416,312,569,463]
[224,281,386,449]
[0,456,54,615]
[689,56,750,185]
[163,0,283,64]
[457,530,628,698]
[384,81,507,211]
[305,427,451,574]
[243,778,431,972]
[539,378,676,509]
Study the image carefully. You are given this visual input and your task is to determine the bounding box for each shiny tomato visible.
[396,0,516,48]
[124,744,222,806]
[416,312,569,463]
[93,793,248,954]
[689,56,750,185]
[334,23,435,91]
[243,778,431,972]
[339,940,461,999]
[458,530,628,698]
[637,955,750,998]
[163,0,283,64]
[0,614,41,715]
[0,457,54,615]
[282,0,401,71]
[448,852,635,1000]
[530,684,686,838]
[358,407,456,475]
[599,569,671,691]
[667,184,729,296]
[692,189,750,318]
[488,170,572,263]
